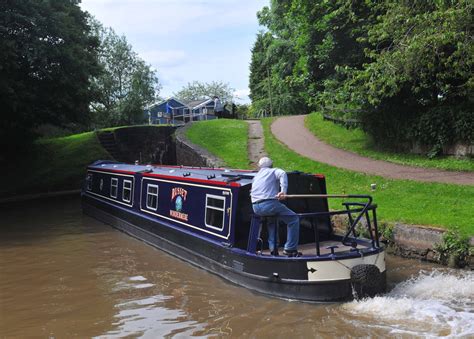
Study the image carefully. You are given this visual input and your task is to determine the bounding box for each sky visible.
[80,0,269,103]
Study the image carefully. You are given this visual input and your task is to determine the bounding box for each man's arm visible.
[275,168,288,200]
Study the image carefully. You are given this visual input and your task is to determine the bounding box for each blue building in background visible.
[145,98,217,125]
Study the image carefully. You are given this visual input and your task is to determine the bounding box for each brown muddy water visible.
[1,196,473,338]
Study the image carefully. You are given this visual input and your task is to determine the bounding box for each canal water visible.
[1,196,472,337]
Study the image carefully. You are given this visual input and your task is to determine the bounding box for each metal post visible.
[267,68,273,117]
[365,211,375,248]
[344,204,356,237]
[313,218,320,256]
[247,215,261,253]
[372,208,380,247]
[274,217,278,254]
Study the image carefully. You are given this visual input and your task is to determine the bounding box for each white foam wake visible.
[342,270,474,337]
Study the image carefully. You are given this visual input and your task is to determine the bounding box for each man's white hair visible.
[258,157,273,168]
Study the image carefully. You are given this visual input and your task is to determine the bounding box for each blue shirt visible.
[250,167,288,203]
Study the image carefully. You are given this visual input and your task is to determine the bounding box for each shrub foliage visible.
[249,0,473,153]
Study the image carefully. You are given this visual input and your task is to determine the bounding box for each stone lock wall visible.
[110,123,224,167]
[113,126,177,165]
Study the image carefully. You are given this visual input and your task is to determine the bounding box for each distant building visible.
[145,97,218,125]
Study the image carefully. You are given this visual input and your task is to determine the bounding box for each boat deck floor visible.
[261,240,369,257]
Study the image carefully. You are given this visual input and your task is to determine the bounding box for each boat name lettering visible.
[170,210,189,221]
[171,187,188,201]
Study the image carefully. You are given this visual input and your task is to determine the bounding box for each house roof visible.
[146,97,217,112]
[191,98,214,109]
[146,97,188,110]
[185,98,214,109]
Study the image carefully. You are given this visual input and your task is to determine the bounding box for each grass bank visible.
[306,113,474,172]
[2,132,110,198]
[183,118,473,236]
[263,118,473,236]
[186,119,251,169]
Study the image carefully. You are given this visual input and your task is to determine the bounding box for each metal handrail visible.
[285,194,373,247]
[249,194,378,255]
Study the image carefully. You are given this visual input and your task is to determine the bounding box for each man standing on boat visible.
[213,96,223,118]
[250,157,300,257]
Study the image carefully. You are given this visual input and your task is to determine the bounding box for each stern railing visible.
[248,194,380,256]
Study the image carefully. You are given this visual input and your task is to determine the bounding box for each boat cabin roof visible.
[89,160,256,187]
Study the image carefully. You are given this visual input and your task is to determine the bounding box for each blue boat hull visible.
[82,195,385,302]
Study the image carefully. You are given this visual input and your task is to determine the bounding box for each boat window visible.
[146,184,159,210]
[123,180,132,203]
[86,173,93,191]
[205,195,225,231]
[111,178,118,198]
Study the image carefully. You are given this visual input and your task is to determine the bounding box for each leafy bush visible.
[413,104,474,157]
[250,1,474,153]
[379,223,394,243]
[435,228,471,268]
[360,102,474,154]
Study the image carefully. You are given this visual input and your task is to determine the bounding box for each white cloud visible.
[139,49,187,68]
[80,0,269,104]
[81,0,264,37]
[233,89,251,102]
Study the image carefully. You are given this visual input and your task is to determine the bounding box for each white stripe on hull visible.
[306,251,385,281]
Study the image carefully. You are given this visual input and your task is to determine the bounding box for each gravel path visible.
[246,120,267,169]
[271,115,474,186]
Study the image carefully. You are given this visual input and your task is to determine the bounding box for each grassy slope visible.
[306,113,474,172]
[186,119,251,169]
[2,132,110,197]
[8,119,471,235]
[262,118,473,236]
[181,118,473,235]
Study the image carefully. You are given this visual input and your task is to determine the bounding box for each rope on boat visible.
[335,259,354,273]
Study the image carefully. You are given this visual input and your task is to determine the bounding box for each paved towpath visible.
[246,120,267,169]
[271,115,474,186]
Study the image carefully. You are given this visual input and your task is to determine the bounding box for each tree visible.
[249,0,473,153]
[89,20,160,127]
[173,81,234,102]
[284,0,375,114]
[249,31,274,114]
[0,0,100,157]
[353,1,474,151]
[249,1,312,116]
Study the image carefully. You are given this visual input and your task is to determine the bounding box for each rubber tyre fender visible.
[350,264,384,299]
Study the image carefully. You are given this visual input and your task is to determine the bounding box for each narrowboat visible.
[81,160,386,302]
